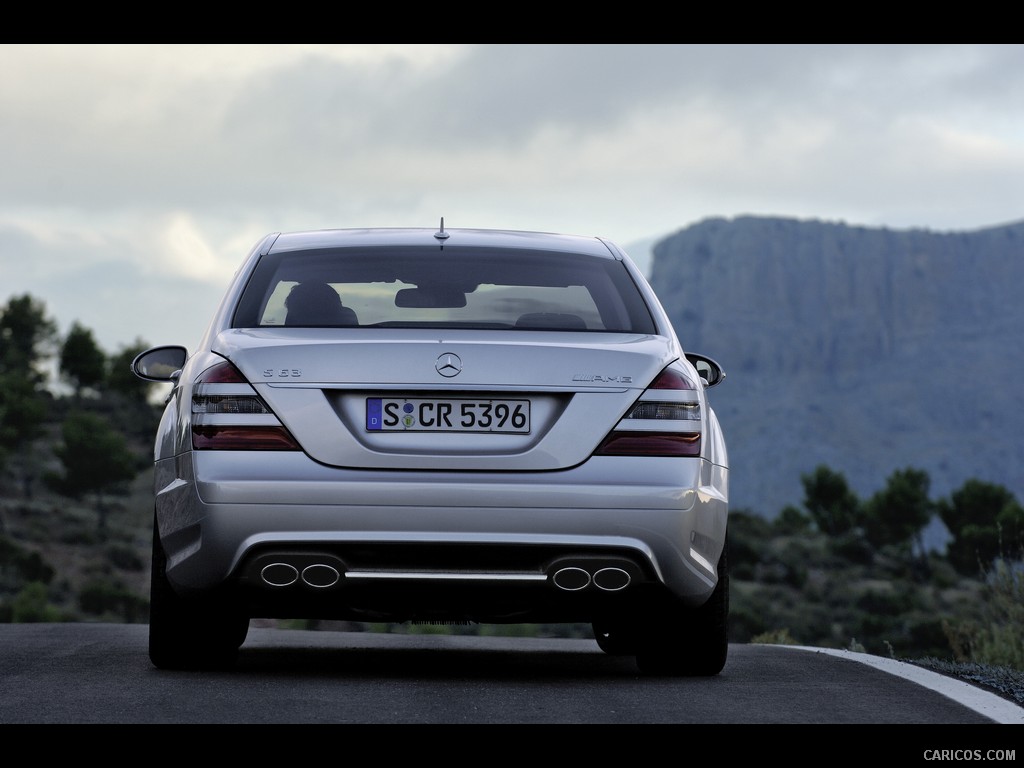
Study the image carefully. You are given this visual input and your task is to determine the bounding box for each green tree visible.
[106,339,155,403]
[801,464,860,536]
[862,467,934,556]
[45,411,140,534]
[937,480,1024,575]
[0,293,59,384]
[774,504,812,534]
[0,371,52,496]
[104,339,162,442]
[0,294,58,495]
[59,321,107,397]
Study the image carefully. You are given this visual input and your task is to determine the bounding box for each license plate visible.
[366,397,530,433]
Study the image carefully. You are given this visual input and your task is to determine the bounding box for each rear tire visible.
[148,514,249,670]
[635,536,730,677]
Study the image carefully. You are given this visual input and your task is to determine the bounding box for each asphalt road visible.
[2,624,1022,744]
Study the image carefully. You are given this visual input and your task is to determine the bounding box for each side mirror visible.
[685,352,726,388]
[132,345,188,382]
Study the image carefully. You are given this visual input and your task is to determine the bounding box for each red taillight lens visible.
[647,368,697,390]
[595,431,700,457]
[192,426,300,451]
[196,361,247,384]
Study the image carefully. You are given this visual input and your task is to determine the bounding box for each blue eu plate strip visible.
[366,398,382,431]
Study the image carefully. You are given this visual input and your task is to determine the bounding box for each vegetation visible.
[728,466,1024,669]
[0,293,159,624]
[1,292,1022,675]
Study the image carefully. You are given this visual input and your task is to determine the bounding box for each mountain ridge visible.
[647,215,1024,517]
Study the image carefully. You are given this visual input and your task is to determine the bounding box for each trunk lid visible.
[210,328,678,471]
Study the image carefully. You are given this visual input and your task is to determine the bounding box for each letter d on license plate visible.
[366,398,530,433]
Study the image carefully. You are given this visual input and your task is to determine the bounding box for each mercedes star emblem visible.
[435,353,463,378]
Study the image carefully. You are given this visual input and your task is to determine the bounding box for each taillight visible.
[594,364,702,457]
[595,432,700,456]
[192,426,299,451]
[646,368,697,391]
[190,361,300,451]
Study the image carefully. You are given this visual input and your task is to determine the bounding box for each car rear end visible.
[142,226,730,674]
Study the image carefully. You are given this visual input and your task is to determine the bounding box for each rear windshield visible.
[232,246,657,333]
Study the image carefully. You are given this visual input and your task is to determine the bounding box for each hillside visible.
[0,467,152,623]
[648,216,1024,518]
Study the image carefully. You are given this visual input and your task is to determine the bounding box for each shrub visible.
[78,579,148,623]
[0,536,55,586]
[827,530,874,565]
[970,556,1024,669]
[106,543,144,571]
[729,510,771,579]
[855,588,915,617]
[11,582,63,622]
[750,628,798,645]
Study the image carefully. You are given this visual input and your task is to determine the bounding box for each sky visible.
[2,43,1023,356]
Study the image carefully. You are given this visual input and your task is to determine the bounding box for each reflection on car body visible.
[132,221,730,675]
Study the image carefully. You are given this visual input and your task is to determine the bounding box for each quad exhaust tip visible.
[552,566,631,592]
[260,562,341,589]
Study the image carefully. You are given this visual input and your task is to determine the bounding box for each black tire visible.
[148,514,249,670]
[635,536,730,677]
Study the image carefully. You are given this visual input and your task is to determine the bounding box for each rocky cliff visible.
[648,215,1024,516]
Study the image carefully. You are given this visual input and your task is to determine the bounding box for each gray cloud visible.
[1,43,1023,351]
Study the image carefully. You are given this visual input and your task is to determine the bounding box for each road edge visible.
[774,645,1024,724]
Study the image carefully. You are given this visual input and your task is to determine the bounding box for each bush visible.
[78,579,148,623]
[106,543,144,571]
[827,530,874,565]
[942,551,1024,670]
[750,628,798,645]
[724,602,768,643]
[970,557,1024,668]
[855,588,915,617]
[728,510,771,579]
[11,582,63,622]
[905,615,953,659]
[0,536,55,586]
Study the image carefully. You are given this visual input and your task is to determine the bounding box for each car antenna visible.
[434,217,449,245]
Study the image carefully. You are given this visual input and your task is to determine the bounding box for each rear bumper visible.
[153,451,728,621]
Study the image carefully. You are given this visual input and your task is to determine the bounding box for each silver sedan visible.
[132,222,730,675]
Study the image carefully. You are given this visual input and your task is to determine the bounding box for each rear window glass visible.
[232,246,656,333]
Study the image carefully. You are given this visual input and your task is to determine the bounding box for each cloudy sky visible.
[3,43,1023,355]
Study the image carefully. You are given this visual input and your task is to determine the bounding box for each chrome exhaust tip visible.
[552,567,591,591]
[593,567,631,591]
[261,562,299,588]
[301,563,341,588]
